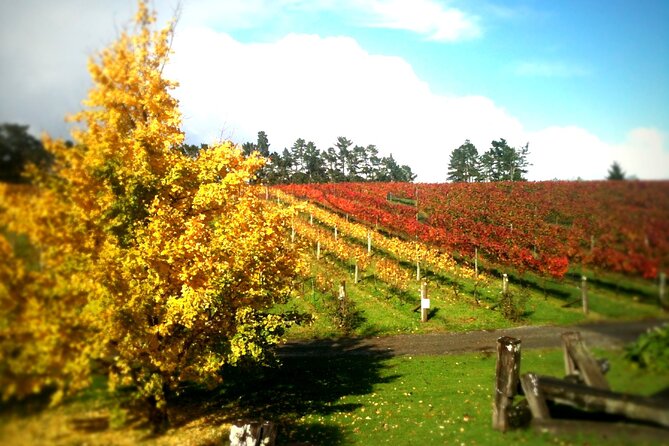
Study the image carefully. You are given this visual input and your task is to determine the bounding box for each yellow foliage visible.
[0,0,301,418]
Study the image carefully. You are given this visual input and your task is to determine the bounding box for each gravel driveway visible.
[279,318,668,357]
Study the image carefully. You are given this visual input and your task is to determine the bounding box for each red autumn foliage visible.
[276,181,669,279]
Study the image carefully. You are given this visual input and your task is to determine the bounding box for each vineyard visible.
[276,181,669,279]
[266,182,667,339]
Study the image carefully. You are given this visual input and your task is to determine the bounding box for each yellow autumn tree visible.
[0,1,302,430]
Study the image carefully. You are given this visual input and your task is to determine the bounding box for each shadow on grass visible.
[168,340,397,445]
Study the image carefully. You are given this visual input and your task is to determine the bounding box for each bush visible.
[625,323,669,372]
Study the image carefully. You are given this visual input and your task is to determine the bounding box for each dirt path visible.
[279,318,668,357]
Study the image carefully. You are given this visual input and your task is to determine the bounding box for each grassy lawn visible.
[2,347,667,445]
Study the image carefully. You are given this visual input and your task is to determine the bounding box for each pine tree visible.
[607,161,626,180]
[447,139,479,182]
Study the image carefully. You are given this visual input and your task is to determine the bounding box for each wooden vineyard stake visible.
[334,226,338,240]
[492,336,521,432]
[420,281,429,323]
[474,248,478,277]
[502,274,509,295]
[337,281,348,327]
[316,240,321,260]
[416,236,420,281]
[367,231,372,254]
[354,263,359,284]
[581,276,589,315]
[265,186,269,200]
[660,272,667,310]
[309,213,313,225]
[291,223,295,243]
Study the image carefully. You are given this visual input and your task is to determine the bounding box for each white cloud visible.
[166,27,668,182]
[358,0,481,41]
[170,28,669,181]
[527,126,668,180]
[178,0,481,42]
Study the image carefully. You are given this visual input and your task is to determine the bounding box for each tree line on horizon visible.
[238,131,417,184]
[0,123,631,185]
[447,138,531,182]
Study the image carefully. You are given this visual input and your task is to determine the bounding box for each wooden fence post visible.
[493,336,521,432]
[581,276,588,315]
[416,260,421,281]
[420,281,429,323]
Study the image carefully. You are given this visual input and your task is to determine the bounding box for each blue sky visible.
[1,0,668,181]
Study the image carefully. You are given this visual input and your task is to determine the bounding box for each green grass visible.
[277,250,664,340]
[267,348,669,445]
[3,347,667,445]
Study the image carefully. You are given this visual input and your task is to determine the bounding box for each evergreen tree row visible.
[241,131,416,184]
[447,138,531,182]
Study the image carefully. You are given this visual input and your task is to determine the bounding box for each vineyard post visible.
[265,186,269,200]
[581,276,589,315]
[367,231,372,254]
[502,274,509,295]
[420,280,429,323]
[309,213,313,225]
[415,186,419,221]
[291,222,295,243]
[354,263,359,284]
[475,248,479,277]
[334,226,338,241]
[339,281,347,301]
[660,272,667,309]
[338,280,347,321]
[316,240,321,260]
[416,236,420,281]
